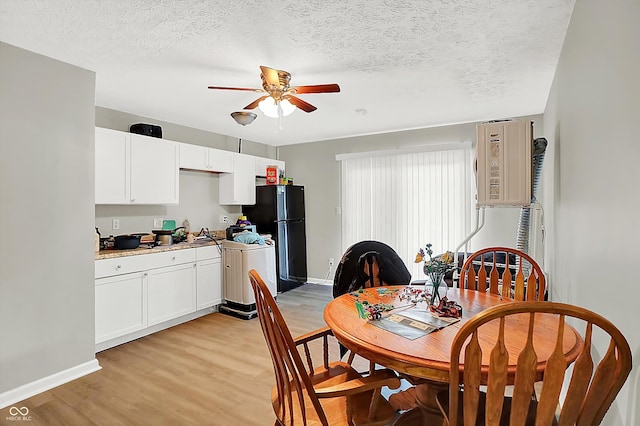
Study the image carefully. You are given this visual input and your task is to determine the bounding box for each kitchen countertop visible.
[95,239,224,260]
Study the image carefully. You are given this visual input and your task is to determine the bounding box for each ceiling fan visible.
[208,65,340,118]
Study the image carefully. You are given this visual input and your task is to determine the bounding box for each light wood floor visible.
[5,283,354,426]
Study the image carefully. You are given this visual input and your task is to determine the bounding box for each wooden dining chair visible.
[437,301,632,426]
[332,240,411,362]
[458,247,546,301]
[248,269,401,426]
[330,241,419,411]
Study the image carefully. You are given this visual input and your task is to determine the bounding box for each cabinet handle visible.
[130,198,136,202]
[172,256,176,261]
[115,265,121,270]
[143,272,148,277]
[193,263,197,268]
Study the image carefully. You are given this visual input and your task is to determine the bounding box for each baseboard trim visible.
[95,306,216,353]
[0,359,101,409]
[306,277,333,286]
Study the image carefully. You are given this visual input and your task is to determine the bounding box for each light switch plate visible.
[153,218,163,228]
[112,219,120,230]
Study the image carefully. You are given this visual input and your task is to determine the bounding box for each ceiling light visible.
[230,111,257,126]
[258,97,295,118]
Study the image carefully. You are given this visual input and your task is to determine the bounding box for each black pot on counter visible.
[113,234,142,250]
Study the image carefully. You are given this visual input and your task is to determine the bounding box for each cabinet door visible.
[196,257,222,309]
[95,272,147,343]
[147,262,196,326]
[179,143,208,171]
[208,148,233,173]
[95,127,130,204]
[219,153,256,205]
[254,157,285,177]
[130,134,179,204]
[273,160,285,176]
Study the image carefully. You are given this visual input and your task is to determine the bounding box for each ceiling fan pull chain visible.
[277,114,284,132]
[277,102,284,131]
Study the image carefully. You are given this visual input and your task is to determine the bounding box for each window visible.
[339,144,474,278]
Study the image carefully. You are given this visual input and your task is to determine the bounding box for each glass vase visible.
[426,275,448,305]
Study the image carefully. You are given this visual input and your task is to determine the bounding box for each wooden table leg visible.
[393,381,448,426]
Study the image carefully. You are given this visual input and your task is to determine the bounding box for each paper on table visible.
[371,306,460,340]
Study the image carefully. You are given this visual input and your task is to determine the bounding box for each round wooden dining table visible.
[323,286,583,425]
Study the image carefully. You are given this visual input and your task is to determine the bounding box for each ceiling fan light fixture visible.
[230,111,257,126]
[258,97,295,118]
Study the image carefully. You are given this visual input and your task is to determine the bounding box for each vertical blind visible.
[340,145,474,279]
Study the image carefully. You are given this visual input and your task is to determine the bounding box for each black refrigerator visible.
[243,185,307,292]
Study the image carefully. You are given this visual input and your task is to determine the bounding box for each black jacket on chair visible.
[333,240,411,298]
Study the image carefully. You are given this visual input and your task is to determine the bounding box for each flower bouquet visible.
[415,243,455,305]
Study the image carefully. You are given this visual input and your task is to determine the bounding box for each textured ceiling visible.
[0,0,575,146]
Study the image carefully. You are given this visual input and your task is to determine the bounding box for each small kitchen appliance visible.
[219,238,277,320]
[151,226,185,246]
[226,224,257,240]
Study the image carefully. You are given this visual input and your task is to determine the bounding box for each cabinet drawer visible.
[146,249,196,269]
[95,255,150,279]
[196,245,222,261]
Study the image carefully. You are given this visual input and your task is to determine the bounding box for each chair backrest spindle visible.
[459,247,546,301]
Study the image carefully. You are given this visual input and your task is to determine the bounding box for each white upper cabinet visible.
[179,143,233,173]
[254,156,285,178]
[179,143,208,170]
[219,153,256,205]
[96,126,287,206]
[95,127,179,205]
[95,127,130,204]
[130,134,179,204]
[208,149,234,173]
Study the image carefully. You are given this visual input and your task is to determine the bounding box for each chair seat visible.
[272,361,397,426]
[436,389,551,426]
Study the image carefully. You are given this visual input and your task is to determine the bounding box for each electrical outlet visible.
[153,217,163,228]
[112,219,120,230]
[329,257,334,266]
[220,215,229,224]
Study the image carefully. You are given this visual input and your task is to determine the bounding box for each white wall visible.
[0,42,97,396]
[542,0,640,423]
[279,115,544,281]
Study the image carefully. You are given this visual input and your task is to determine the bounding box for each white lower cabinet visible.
[196,246,222,309]
[95,246,222,349]
[147,262,197,326]
[95,271,147,344]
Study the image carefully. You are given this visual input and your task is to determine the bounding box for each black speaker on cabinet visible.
[129,123,162,138]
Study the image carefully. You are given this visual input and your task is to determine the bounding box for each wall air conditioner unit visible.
[476,119,533,206]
